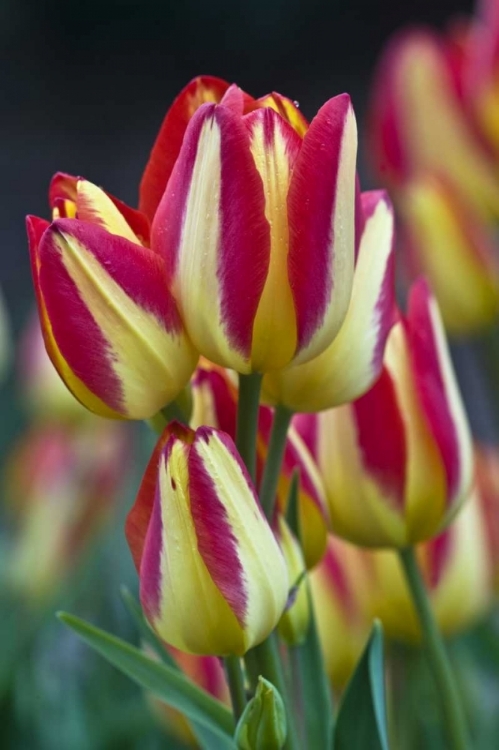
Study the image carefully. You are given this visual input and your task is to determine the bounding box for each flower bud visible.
[126,422,288,655]
[235,677,287,750]
[27,176,197,420]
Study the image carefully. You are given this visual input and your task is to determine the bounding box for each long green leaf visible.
[333,621,390,750]
[58,612,235,746]
[289,583,334,748]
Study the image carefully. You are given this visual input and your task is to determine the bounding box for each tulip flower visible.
[309,535,372,689]
[27,173,198,420]
[5,421,129,601]
[310,489,492,687]
[126,422,289,655]
[151,82,358,373]
[262,189,396,412]
[190,362,329,567]
[474,443,499,589]
[295,279,473,548]
[365,491,492,642]
[368,29,499,217]
[400,177,499,335]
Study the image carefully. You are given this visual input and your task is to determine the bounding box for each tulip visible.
[235,677,287,750]
[27,173,198,420]
[474,442,499,589]
[152,84,358,373]
[5,421,129,602]
[190,362,329,567]
[295,279,473,548]
[309,534,372,689]
[310,489,492,688]
[400,177,499,335]
[126,422,289,655]
[262,188,396,412]
[365,491,492,642]
[368,29,499,217]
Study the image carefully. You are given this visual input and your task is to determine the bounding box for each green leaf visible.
[333,621,390,750]
[58,612,235,748]
[289,582,334,748]
[120,586,178,671]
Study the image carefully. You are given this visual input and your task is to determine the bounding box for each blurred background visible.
[0,0,479,748]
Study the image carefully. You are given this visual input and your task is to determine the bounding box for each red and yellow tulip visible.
[126,422,289,655]
[150,77,358,373]
[295,280,473,548]
[26,173,198,420]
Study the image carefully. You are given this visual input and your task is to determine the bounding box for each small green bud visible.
[235,677,287,750]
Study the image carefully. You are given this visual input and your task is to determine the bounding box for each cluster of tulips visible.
[22,0,499,744]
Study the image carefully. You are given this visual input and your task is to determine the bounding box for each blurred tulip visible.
[150,646,230,747]
[152,80,358,374]
[296,279,473,548]
[275,516,309,646]
[261,189,396,412]
[0,286,10,384]
[126,422,288,655]
[26,173,198,420]
[4,421,129,602]
[369,29,499,217]
[400,177,499,335]
[191,362,329,568]
[474,442,499,588]
[310,489,492,689]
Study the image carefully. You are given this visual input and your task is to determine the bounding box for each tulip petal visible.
[262,191,395,412]
[405,280,473,509]
[152,103,270,372]
[244,108,301,370]
[38,219,197,419]
[139,76,230,222]
[288,94,357,364]
[76,180,142,245]
[256,92,309,137]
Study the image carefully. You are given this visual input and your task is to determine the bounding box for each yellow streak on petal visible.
[76,180,141,244]
[292,105,357,365]
[195,432,288,650]
[174,116,249,373]
[262,197,393,411]
[249,116,297,371]
[317,406,407,548]
[402,180,499,335]
[384,324,446,542]
[56,231,196,420]
[155,446,245,655]
[258,94,309,137]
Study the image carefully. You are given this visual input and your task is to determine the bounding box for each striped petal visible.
[139,76,231,222]
[128,423,288,655]
[405,279,473,516]
[401,177,499,334]
[288,94,357,364]
[34,219,197,419]
[152,103,270,373]
[262,190,395,412]
[244,108,301,370]
[255,92,309,137]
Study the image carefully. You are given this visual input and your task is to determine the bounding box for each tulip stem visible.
[224,656,247,721]
[237,373,263,481]
[398,547,471,750]
[260,405,293,521]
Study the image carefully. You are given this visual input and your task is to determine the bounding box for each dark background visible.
[1,0,472,332]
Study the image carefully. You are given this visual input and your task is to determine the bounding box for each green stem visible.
[224,656,247,722]
[288,646,306,747]
[249,635,300,750]
[260,405,293,521]
[398,547,471,750]
[236,373,263,481]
